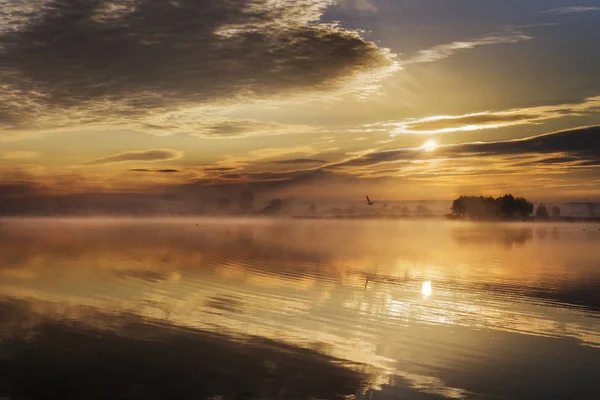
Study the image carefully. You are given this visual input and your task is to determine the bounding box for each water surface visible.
[1,218,599,399]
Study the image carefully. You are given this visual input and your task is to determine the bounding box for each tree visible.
[496,194,533,219]
[450,194,533,220]
[307,203,317,214]
[451,196,497,219]
[536,203,549,220]
[552,206,561,219]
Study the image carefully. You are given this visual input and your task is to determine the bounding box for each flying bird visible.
[366,195,375,206]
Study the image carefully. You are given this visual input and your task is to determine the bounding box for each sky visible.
[1,0,600,213]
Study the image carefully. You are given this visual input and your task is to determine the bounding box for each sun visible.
[422,139,438,152]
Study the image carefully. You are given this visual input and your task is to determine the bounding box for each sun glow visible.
[421,281,432,298]
[422,139,438,152]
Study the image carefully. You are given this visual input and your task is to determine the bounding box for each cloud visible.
[361,96,600,136]
[0,0,396,136]
[186,119,315,139]
[543,6,600,14]
[1,151,39,160]
[270,159,327,165]
[330,125,600,171]
[3,127,599,210]
[127,168,181,173]
[84,149,183,166]
[216,146,320,169]
[338,0,378,13]
[202,166,238,172]
[402,31,533,65]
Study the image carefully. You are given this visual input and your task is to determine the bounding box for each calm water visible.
[1,218,599,400]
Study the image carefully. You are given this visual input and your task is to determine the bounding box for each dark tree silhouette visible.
[536,203,549,220]
[307,203,317,214]
[451,196,497,218]
[451,194,533,220]
[552,206,561,219]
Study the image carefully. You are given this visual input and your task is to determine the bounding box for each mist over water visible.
[1,218,599,399]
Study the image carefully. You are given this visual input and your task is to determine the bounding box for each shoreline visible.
[1,214,599,223]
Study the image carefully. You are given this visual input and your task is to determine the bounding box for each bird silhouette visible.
[366,195,375,206]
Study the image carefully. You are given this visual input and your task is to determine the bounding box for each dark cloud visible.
[84,149,183,165]
[203,166,238,172]
[455,125,600,157]
[270,159,327,165]
[127,168,181,173]
[1,0,395,133]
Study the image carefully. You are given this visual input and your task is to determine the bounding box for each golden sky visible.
[1,0,600,212]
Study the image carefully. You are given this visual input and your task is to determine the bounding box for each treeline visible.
[450,194,557,220]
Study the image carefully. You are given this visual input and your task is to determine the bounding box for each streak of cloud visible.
[127,168,181,174]
[270,159,327,165]
[401,32,533,65]
[357,96,600,136]
[83,149,183,166]
[543,6,600,14]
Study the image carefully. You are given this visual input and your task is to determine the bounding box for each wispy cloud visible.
[358,96,600,136]
[402,31,533,65]
[127,168,181,174]
[543,6,600,14]
[138,116,317,139]
[84,149,183,166]
[338,0,378,13]
[270,159,327,165]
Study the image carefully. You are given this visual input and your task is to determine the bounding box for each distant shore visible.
[291,214,600,223]
[1,214,599,223]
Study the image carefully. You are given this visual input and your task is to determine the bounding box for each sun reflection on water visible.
[421,281,432,298]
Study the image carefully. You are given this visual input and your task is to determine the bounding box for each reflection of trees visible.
[452,227,534,247]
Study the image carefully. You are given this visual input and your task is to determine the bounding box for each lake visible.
[1,218,599,400]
